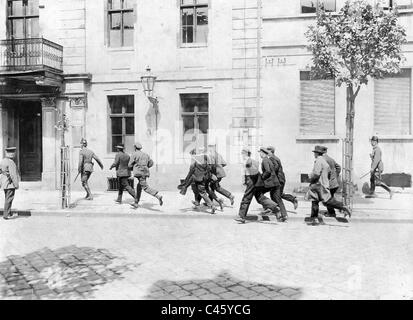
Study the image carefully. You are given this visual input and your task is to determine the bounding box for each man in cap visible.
[267,146,298,210]
[305,146,351,224]
[109,143,137,207]
[369,136,393,199]
[207,144,235,206]
[235,148,277,223]
[257,147,287,221]
[78,138,104,200]
[128,142,163,208]
[321,146,342,216]
[0,147,20,220]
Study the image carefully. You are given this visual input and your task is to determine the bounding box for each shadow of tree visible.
[0,246,140,300]
[144,271,302,300]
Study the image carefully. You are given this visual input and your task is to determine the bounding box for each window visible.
[374,69,411,135]
[180,93,209,152]
[301,0,336,13]
[376,0,413,10]
[180,0,208,45]
[299,71,335,135]
[108,95,135,152]
[108,0,134,47]
[7,0,39,39]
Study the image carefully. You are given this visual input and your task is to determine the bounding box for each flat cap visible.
[259,147,270,155]
[134,142,142,149]
[267,146,275,154]
[5,147,16,152]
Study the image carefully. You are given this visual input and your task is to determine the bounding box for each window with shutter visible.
[299,71,335,135]
[374,69,411,135]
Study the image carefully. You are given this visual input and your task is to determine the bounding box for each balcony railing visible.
[0,37,63,73]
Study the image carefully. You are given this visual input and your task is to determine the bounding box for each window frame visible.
[180,93,209,152]
[299,70,336,136]
[7,0,39,39]
[180,0,209,46]
[107,0,134,48]
[300,0,336,14]
[108,95,135,153]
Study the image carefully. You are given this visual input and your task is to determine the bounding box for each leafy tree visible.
[305,0,406,209]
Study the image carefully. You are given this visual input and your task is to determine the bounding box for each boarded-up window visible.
[374,69,411,135]
[299,71,335,135]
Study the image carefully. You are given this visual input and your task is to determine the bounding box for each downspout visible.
[256,0,262,146]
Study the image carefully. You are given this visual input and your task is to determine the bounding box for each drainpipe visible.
[256,0,262,147]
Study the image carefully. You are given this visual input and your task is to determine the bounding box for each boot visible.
[84,185,93,200]
[115,194,122,204]
[156,194,163,206]
[229,195,235,206]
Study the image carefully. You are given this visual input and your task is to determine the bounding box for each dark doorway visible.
[17,101,42,181]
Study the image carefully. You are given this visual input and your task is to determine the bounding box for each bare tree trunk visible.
[343,85,355,211]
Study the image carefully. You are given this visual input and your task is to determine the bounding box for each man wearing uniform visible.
[207,144,235,206]
[78,138,104,200]
[267,146,298,210]
[369,136,393,199]
[321,146,342,216]
[128,142,163,207]
[109,144,137,208]
[258,147,287,222]
[305,146,351,224]
[0,147,19,220]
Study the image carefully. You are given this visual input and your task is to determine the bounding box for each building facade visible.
[0,0,411,193]
[261,0,413,190]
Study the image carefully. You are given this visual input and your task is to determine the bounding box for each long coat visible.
[323,154,341,190]
[258,157,280,189]
[110,151,131,178]
[0,158,19,190]
[269,154,286,186]
[305,156,331,203]
[371,146,384,173]
[128,150,154,178]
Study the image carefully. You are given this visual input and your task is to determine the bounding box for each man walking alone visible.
[0,147,19,220]
[369,136,393,199]
[78,138,104,200]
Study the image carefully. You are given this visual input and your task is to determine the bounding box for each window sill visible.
[296,135,341,142]
[376,135,413,141]
[106,47,135,52]
[179,43,208,49]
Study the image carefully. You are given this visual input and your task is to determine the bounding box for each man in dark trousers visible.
[267,146,298,210]
[207,144,235,206]
[128,142,163,207]
[0,147,19,220]
[235,148,277,224]
[369,136,393,199]
[258,147,288,222]
[78,138,104,200]
[305,146,351,224]
[321,146,342,216]
[109,144,137,208]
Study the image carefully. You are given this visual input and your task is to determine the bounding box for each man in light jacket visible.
[128,142,163,208]
[321,146,342,216]
[305,146,351,224]
[369,136,393,199]
[0,147,20,220]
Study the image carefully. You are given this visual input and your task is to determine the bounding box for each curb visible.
[5,210,413,224]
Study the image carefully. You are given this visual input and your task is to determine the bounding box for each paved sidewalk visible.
[1,186,412,222]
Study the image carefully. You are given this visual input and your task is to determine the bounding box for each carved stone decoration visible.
[40,97,57,109]
[69,97,86,108]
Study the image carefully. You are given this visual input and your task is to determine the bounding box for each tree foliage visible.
[305,0,407,93]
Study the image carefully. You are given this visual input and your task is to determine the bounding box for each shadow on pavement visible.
[0,245,140,300]
[144,271,302,300]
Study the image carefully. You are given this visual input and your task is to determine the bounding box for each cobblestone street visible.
[1,215,412,300]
